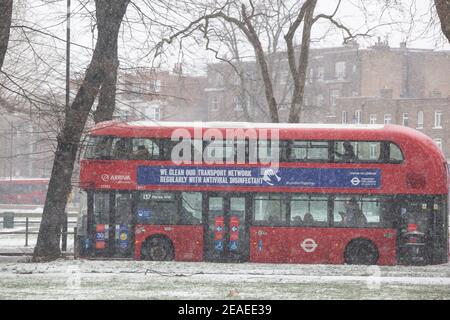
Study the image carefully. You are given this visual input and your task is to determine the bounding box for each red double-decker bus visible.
[77,121,448,265]
[0,178,49,205]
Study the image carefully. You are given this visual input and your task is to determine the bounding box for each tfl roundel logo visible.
[300,238,318,253]
[351,177,360,186]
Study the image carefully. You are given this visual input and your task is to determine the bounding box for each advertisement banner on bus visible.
[137,166,381,189]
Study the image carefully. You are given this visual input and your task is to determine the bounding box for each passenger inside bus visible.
[291,215,303,226]
[333,141,357,161]
[132,145,150,160]
[268,214,282,225]
[95,137,112,158]
[303,212,314,225]
[339,198,367,227]
[112,139,128,159]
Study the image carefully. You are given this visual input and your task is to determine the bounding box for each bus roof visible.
[88,121,439,151]
[82,121,448,195]
[92,120,386,130]
[128,121,387,130]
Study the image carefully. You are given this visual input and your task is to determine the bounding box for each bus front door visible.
[205,194,249,262]
[113,192,134,258]
[91,191,133,258]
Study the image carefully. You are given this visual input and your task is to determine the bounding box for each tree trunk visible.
[288,0,316,123]
[240,5,279,123]
[435,0,450,43]
[33,0,129,262]
[93,53,119,123]
[249,32,279,123]
[0,0,13,71]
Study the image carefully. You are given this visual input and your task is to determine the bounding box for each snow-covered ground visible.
[0,217,75,251]
[1,215,449,300]
[0,259,449,299]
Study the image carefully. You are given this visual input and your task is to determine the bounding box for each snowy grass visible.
[0,259,449,299]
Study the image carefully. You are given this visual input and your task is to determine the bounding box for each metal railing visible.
[0,211,79,256]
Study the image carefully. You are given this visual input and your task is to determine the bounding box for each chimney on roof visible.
[344,39,359,48]
[372,36,390,49]
[400,41,407,49]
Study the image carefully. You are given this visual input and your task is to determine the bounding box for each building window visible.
[279,70,289,85]
[210,96,219,111]
[247,96,252,113]
[417,111,424,129]
[279,103,288,111]
[434,111,443,129]
[215,73,224,86]
[369,114,377,124]
[309,68,314,83]
[402,113,409,126]
[433,138,443,150]
[342,111,348,124]
[317,67,324,81]
[384,114,392,124]
[335,61,346,79]
[234,97,243,111]
[355,110,362,124]
[232,75,240,86]
[147,107,161,120]
[153,80,161,93]
[316,94,324,107]
[330,89,340,107]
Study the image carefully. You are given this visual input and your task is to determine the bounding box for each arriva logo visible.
[100,174,131,182]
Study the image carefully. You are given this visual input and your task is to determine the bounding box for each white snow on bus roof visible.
[126,121,385,130]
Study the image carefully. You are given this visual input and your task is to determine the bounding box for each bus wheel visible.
[344,239,379,265]
[141,236,174,261]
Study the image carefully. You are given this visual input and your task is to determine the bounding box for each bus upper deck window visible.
[84,136,114,159]
[389,143,404,163]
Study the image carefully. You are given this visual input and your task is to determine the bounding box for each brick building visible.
[333,95,450,161]
[205,40,450,123]
[0,66,208,179]
[0,112,54,179]
[116,66,208,122]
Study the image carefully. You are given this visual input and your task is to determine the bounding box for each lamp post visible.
[9,123,13,181]
[66,0,70,112]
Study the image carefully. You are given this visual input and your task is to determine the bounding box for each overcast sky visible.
[14,0,450,79]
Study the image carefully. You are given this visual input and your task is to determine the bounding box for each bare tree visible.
[435,0,450,43]
[157,0,375,123]
[33,0,130,262]
[201,1,297,122]
[284,0,316,123]
[0,0,13,71]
